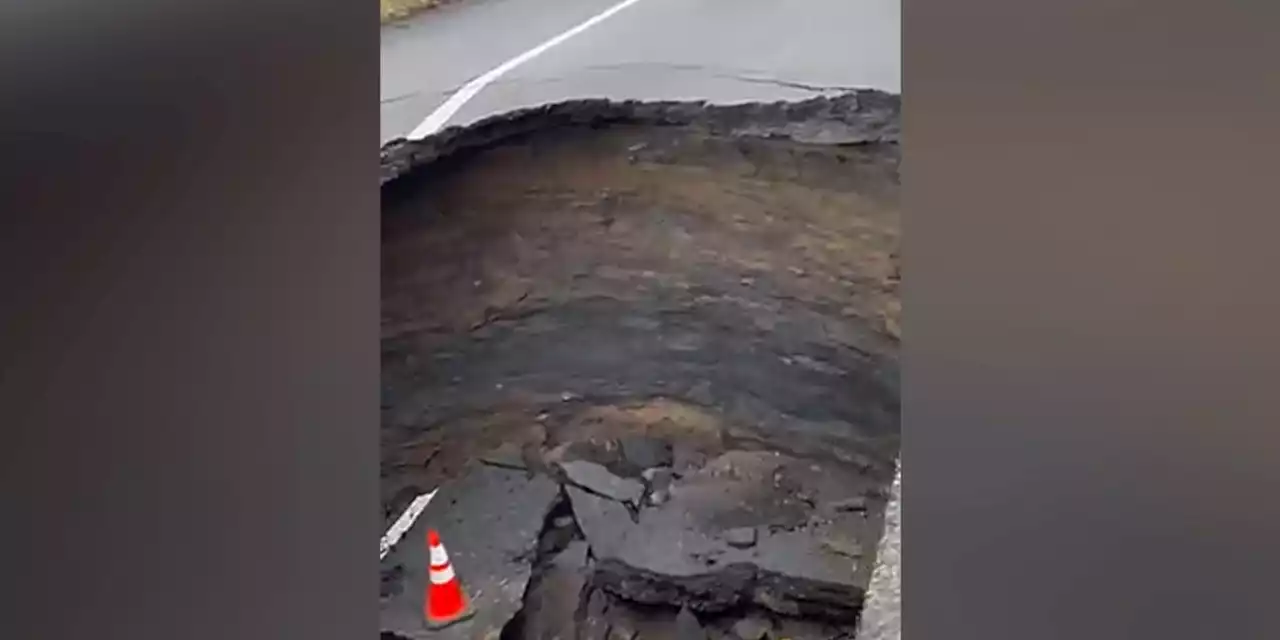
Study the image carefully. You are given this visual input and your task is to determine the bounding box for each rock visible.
[828,496,867,513]
[560,460,645,505]
[642,466,675,491]
[647,489,668,506]
[731,616,772,640]
[607,623,639,640]
[675,606,707,640]
[643,467,675,506]
[379,463,560,639]
[820,534,863,559]
[723,527,757,549]
[619,435,673,470]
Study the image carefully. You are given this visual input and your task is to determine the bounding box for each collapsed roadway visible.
[379,92,901,640]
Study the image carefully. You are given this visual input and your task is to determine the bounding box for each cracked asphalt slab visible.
[380,96,899,639]
[381,463,560,640]
[380,0,900,142]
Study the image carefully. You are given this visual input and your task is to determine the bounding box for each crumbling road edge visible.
[380,91,901,187]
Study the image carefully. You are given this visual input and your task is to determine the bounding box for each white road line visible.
[406,0,648,139]
[379,488,438,560]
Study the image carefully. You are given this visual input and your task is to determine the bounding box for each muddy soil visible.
[380,94,900,639]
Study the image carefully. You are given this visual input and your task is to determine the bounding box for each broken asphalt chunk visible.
[563,450,868,621]
[675,606,707,640]
[379,463,559,640]
[723,527,758,549]
[731,615,772,640]
[592,558,756,613]
[641,466,675,491]
[559,460,645,505]
[565,486,633,560]
[606,623,639,640]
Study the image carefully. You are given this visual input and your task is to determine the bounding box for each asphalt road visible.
[380,0,900,143]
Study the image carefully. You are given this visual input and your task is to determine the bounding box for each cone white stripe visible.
[429,542,449,566]
[430,563,456,585]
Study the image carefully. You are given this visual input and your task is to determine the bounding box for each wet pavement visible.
[380,0,900,142]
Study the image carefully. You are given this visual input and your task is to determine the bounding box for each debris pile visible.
[381,430,892,640]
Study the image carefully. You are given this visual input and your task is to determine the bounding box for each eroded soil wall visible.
[379,94,900,639]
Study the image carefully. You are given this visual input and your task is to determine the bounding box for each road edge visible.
[380,91,901,187]
[857,461,902,640]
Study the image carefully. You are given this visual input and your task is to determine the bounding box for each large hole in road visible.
[380,95,900,640]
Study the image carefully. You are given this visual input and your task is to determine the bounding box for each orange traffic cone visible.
[424,529,475,629]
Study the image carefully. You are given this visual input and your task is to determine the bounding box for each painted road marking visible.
[380,488,438,560]
[406,0,648,139]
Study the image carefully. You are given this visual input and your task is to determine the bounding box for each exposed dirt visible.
[380,94,899,639]
[381,0,452,25]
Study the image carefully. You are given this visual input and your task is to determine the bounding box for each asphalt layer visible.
[380,463,560,639]
[381,450,888,638]
[380,0,900,143]
[380,96,900,639]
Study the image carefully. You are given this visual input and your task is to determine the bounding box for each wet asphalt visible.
[380,0,900,143]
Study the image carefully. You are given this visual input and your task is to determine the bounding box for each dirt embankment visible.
[380,93,900,639]
[381,0,448,24]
